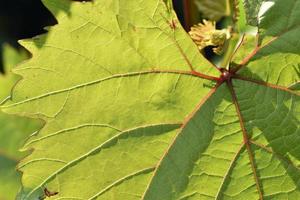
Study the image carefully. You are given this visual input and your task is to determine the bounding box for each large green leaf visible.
[0,45,40,200]
[1,0,299,199]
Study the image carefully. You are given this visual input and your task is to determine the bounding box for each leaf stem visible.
[183,0,191,31]
[221,33,241,69]
[229,0,239,33]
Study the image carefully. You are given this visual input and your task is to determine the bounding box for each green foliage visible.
[240,0,300,87]
[0,45,27,101]
[1,0,299,199]
[194,0,230,21]
[243,0,264,26]
[0,45,40,200]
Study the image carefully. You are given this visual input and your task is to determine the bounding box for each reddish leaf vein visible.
[227,80,263,200]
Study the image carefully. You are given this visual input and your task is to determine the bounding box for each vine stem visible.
[221,33,242,69]
[230,0,239,32]
[220,0,242,69]
[183,0,191,31]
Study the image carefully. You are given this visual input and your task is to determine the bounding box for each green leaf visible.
[0,44,27,101]
[238,0,300,88]
[1,0,299,199]
[194,0,230,21]
[0,45,40,200]
[243,0,264,26]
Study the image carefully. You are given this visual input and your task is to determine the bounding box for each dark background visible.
[0,0,187,72]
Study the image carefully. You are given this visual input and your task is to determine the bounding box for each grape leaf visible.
[1,0,299,199]
[194,0,230,21]
[236,0,300,88]
[243,0,264,26]
[0,45,27,102]
[0,45,40,200]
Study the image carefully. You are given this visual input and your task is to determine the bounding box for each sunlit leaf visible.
[194,0,230,21]
[1,0,299,199]
[0,45,40,200]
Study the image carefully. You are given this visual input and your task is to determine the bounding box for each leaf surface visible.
[194,0,229,21]
[0,45,40,200]
[238,0,300,88]
[1,0,299,200]
[243,0,264,26]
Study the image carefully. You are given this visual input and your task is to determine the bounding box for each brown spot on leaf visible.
[169,19,177,30]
